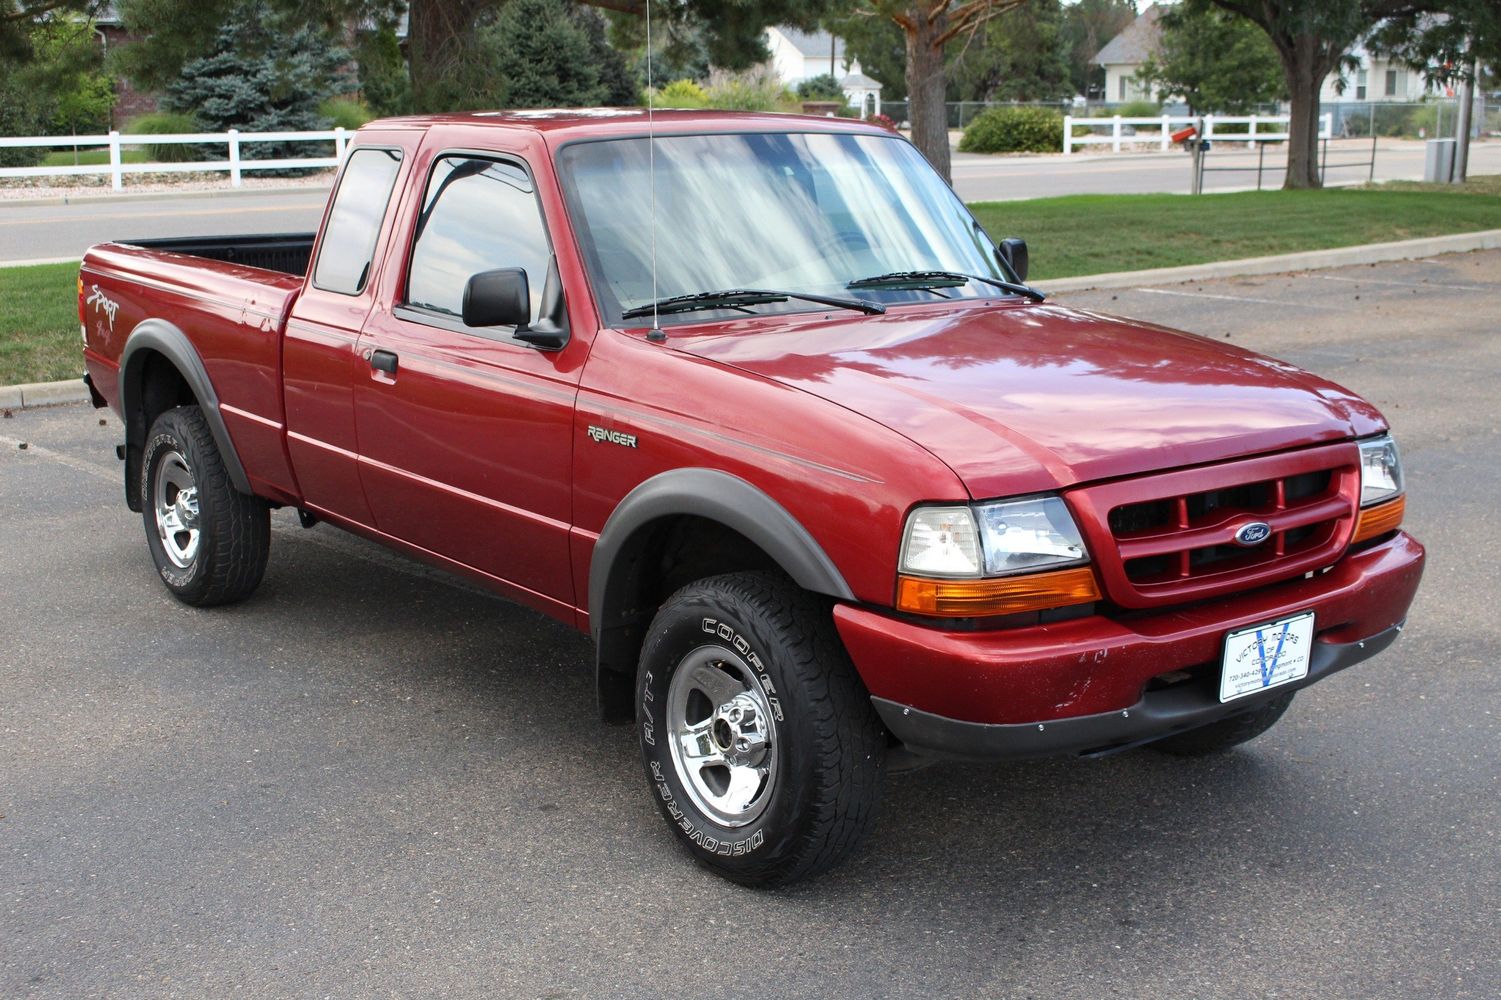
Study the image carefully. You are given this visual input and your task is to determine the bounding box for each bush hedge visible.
[125,112,201,163]
[958,106,1066,154]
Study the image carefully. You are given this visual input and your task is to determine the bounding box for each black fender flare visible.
[118,319,253,502]
[589,468,854,719]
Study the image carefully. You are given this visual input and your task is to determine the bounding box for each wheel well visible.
[122,349,197,511]
[595,514,783,722]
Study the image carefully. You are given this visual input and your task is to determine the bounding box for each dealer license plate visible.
[1220,611,1315,703]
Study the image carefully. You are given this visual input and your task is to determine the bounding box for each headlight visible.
[897,494,1097,617]
[972,495,1088,574]
[1358,434,1404,508]
[897,505,982,578]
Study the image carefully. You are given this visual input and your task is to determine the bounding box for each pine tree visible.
[165,4,347,166]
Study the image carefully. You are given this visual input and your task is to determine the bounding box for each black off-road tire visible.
[1149,691,1296,757]
[637,572,886,887]
[141,405,270,607]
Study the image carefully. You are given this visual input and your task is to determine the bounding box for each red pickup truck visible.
[79,110,1424,886]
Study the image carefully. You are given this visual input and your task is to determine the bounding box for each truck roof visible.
[360,108,892,143]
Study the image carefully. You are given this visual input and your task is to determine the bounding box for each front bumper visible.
[834,531,1424,761]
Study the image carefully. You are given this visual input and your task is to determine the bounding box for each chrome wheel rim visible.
[665,645,778,828]
[152,449,200,569]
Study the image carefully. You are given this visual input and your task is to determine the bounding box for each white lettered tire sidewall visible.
[636,573,884,885]
[142,421,206,592]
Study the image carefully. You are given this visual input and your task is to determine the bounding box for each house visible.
[93,3,161,124]
[1093,4,1442,109]
[1092,3,1168,105]
[763,26,882,115]
[1321,44,1439,103]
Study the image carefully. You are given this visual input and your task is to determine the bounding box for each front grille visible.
[1067,444,1360,609]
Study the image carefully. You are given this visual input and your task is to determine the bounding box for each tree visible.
[355,21,411,117]
[828,11,908,101]
[0,0,98,61]
[797,72,846,101]
[1134,3,1282,114]
[165,4,347,164]
[1370,1,1501,180]
[472,0,618,108]
[1204,0,1437,189]
[115,0,830,113]
[947,0,1072,103]
[839,2,1031,185]
[0,7,115,162]
[1059,0,1137,99]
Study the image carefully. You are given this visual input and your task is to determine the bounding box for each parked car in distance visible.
[79,110,1424,885]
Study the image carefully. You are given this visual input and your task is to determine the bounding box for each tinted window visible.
[312,148,403,294]
[406,156,550,323]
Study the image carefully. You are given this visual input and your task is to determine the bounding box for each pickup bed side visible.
[82,243,304,510]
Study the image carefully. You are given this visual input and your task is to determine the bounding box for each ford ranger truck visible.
[78,111,1425,886]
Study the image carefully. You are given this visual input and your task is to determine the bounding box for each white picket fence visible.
[1063,113,1334,154]
[0,128,352,189]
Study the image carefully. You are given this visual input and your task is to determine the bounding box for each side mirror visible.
[997,238,1029,283]
[462,267,530,329]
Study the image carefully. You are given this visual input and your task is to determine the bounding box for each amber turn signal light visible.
[1352,495,1405,544]
[896,566,1101,618]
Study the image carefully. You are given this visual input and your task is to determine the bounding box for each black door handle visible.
[370,349,398,374]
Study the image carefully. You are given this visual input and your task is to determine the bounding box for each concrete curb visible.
[0,255,82,269]
[1042,228,1501,293]
[0,379,91,411]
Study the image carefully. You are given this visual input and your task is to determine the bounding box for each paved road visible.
[4,140,1496,263]
[955,137,1501,201]
[3,253,1499,999]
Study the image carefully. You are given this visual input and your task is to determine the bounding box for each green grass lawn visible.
[40,148,151,167]
[2,177,1498,386]
[0,262,82,387]
[971,178,1501,281]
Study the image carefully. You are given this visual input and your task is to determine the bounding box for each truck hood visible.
[668,302,1385,498]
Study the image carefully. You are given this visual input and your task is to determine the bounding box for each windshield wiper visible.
[847,270,1046,303]
[621,288,885,320]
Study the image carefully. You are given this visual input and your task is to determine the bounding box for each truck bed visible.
[120,233,316,277]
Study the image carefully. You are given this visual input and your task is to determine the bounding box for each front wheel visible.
[637,572,886,887]
[141,405,270,606]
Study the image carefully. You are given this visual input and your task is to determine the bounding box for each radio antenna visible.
[645,0,664,342]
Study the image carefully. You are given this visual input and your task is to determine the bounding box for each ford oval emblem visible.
[1234,521,1272,546]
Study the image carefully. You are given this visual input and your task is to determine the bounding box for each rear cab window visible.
[312,147,404,295]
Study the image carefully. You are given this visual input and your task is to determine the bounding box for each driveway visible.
[2,252,1498,999]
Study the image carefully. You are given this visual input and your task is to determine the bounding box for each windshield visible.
[555,131,1010,325]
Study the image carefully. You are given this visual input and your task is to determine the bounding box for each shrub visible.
[796,74,845,102]
[319,97,374,130]
[656,78,709,108]
[0,74,52,168]
[865,112,899,132]
[126,111,201,163]
[356,24,411,117]
[1115,99,1162,119]
[958,106,1066,154]
[703,67,797,113]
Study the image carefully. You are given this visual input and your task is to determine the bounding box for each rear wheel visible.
[1149,691,1295,756]
[637,572,886,887]
[141,405,269,606]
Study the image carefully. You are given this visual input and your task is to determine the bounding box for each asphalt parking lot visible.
[3,252,1499,999]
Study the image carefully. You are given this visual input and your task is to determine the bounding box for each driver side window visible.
[405,155,551,328]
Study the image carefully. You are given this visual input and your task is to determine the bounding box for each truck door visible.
[284,143,408,527]
[352,151,582,619]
